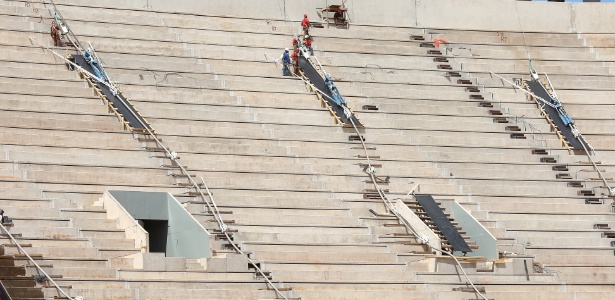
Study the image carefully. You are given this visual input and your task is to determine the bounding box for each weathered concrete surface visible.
[162,0,615,33]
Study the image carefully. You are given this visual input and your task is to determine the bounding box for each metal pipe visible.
[0,223,75,300]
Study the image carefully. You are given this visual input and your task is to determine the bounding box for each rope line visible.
[512,0,531,62]
[489,71,557,109]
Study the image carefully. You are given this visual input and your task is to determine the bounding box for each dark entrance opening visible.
[141,220,168,254]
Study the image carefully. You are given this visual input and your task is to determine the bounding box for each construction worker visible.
[324,74,346,107]
[433,38,448,48]
[292,47,300,75]
[84,49,109,82]
[334,8,345,25]
[50,21,62,47]
[276,48,291,76]
[301,14,310,36]
[292,37,298,49]
[304,35,313,56]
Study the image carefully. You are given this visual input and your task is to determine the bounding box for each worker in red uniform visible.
[292,37,298,48]
[291,47,300,75]
[433,38,448,48]
[50,21,62,47]
[304,35,313,55]
[334,8,345,25]
[301,14,310,36]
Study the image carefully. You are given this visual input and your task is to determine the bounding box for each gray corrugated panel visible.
[524,80,589,151]
[298,56,362,126]
[72,55,150,131]
[415,194,472,253]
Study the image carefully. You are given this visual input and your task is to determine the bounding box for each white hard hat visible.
[285,48,289,51]
[305,35,309,38]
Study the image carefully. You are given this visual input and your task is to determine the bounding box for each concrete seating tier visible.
[0,7,288,299]
[1,0,615,298]
[419,26,615,290]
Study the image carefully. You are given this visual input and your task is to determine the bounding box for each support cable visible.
[0,223,75,300]
[32,39,289,300]
[489,71,557,109]
[512,0,531,64]
[544,75,612,194]
[574,130,613,195]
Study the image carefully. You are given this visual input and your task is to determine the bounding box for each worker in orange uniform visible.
[292,37,298,48]
[50,21,62,47]
[301,14,310,36]
[334,7,345,25]
[433,38,448,48]
[304,35,313,55]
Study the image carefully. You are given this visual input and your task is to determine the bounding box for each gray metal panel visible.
[415,194,472,253]
[166,193,211,259]
[108,190,210,259]
[524,80,589,151]
[109,190,168,220]
[71,55,151,131]
[298,56,362,126]
[451,202,498,259]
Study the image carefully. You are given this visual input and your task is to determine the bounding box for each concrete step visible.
[270,269,416,282]
[8,226,80,239]
[252,250,401,264]
[1,245,99,258]
[13,257,108,269]
[262,261,408,273]
[0,236,90,248]
[415,272,557,283]
[117,270,257,281]
[28,265,118,279]
[233,231,375,244]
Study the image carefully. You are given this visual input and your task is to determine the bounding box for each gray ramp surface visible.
[72,54,151,131]
[524,80,589,151]
[298,56,361,126]
[415,194,472,253]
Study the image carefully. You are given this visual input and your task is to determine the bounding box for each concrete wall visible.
[187,0,615,33]
[416,0,573,33]
[110,190,168,220]
[60,0,615,33]
[55,0,207,15]
[99,191,149,251]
